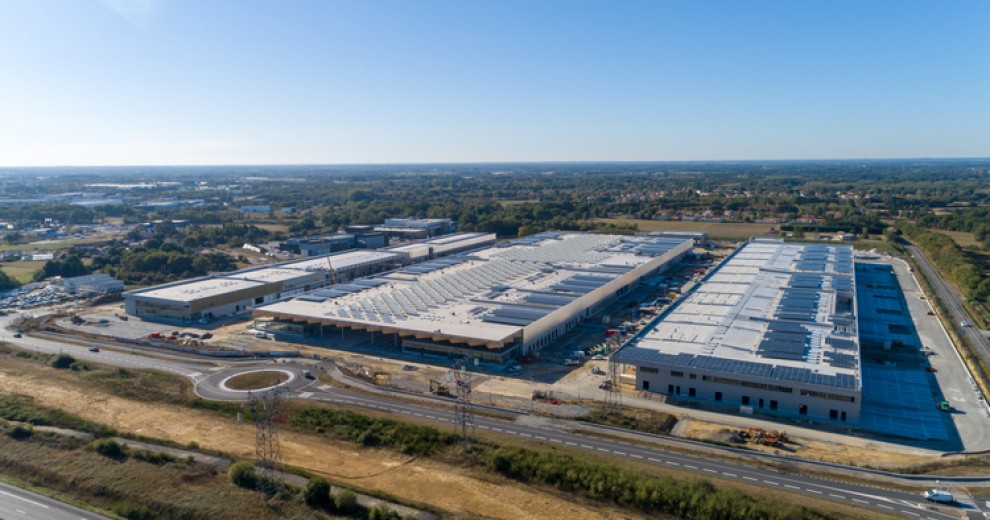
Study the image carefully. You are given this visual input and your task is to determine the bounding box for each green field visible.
[0,237,111,253]
[593,218,776,240]
[0,260,44,284]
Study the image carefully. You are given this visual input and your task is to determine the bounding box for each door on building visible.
[642,381,650,390]
[758,398,764,408]
[829,409,838,420]
[799,404,808,415]
[688,387,696,397]
[668,384,674,394]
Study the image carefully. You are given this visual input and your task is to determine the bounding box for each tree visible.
[301,477,332,508]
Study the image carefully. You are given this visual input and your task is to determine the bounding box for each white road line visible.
[763,480,779,486]
[784,484,800,490]
[806,489,822,495]
[613,451,626,456]
[703,468,717,474]
[722,472,736,477]
[684,464,697,469]
[742,476,757,481]
[520,433,532,438]
[597,448,610,452]
[550,439,562,444]
[877,504,893,510]
[581,445,594,449]
[0,490,50,509]
[630,454,643,459]
[565,441,576,446]
[647,457,663,463]
[828,493,845,499]
[664,461,680,466]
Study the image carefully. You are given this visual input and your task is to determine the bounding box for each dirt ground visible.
[673,418,931,469]
[0,361,641,520]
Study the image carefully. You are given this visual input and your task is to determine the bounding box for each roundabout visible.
[219,369,294,392]
[197,364,318,400]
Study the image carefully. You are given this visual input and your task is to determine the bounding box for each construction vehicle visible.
[322,236,339,285]
[429,379,450,396]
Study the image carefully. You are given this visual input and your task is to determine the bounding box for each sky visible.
[1,0,988,166]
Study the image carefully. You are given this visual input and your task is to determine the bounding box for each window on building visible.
[715,392,722,402]
[670,371,684,377]
[741,395,750,406]
[799,404,808,415]
[688,373,697,380]
[770,400,778,410]
[688,388,696,397]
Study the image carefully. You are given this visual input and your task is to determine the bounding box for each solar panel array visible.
[826,337,856,350]
[775,287,821,322]
[825,351,857,369]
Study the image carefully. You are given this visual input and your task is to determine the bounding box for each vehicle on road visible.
[591,366,605,375]
[960,320,970,328]
[89,346,100,352]
[303,370,314,379]
[936,400,952,412]
[12,332,21,338]
[507,364,522,374]
[922,488,953,503]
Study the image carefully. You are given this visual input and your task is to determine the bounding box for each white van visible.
[923,489,953,504]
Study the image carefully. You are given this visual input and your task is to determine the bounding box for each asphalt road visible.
[0,481,108,520]
[908,244,990,377]
[0,316,976,519]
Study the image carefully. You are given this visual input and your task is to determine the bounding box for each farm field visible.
[593,218,775,240]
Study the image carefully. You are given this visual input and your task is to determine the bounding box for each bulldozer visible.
[429,379,450,396]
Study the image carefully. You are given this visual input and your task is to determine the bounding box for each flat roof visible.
[620,239,860,389]
[282,251,399,271]
[133,277,265,302]
[227,267,321,284]
[257,233,692,345]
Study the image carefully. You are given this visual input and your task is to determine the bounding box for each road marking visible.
[535,436,546,440]
[742,476,757,481]
[492,427,503,432]
[901,512,919,517]
[16,509,26,515]
[597,448,610,452]
[520,433,532,438]
[0,490,50,509]
[806,489,822,495]
[630,454,643,459]
[722,472,736,477]
[188,371,202,377]
[828,493,845,499]
[763,480,778,486]
[703,468,717,474]
[298,392,313,398]
[565,441,576,446]
[550,439,562,444]
[647,457,662,463]
[784,485,800,490]
[684,464,697,469]
[613,451,625,456]
[877,504,894,510]
[664,461,680,467]
[581,445,594,449]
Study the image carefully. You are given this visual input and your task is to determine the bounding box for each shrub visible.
[49,353,76,369]
[112,500,155,520]
[69,361,89,371]
[93,438,127,460]
[9,424,33,440]
[228,461,257,488]
[368,505,402,520]
[301,476,331,508]
[333,489,358,514]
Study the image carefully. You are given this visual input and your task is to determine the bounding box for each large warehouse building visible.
[615,239,862,423]
[124,251,400,323]
[254,233,693,364]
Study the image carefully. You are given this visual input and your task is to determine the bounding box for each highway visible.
[908,244,990,373]
[0,481,108,520]
[0,318,977,519]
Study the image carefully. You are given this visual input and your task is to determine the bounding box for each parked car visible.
[89,346,100,352]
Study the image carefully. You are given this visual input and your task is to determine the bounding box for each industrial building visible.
[253,233,693,364]
[615,239,862,423]
[375,217,455,239]
[383,232,496,263]
[124,251,399,323]
[56,273,124,295]
[640,230,709,246]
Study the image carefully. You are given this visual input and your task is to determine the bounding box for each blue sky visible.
[1,1,988,166]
